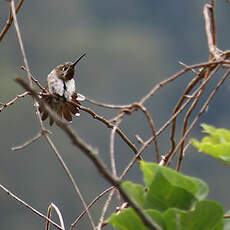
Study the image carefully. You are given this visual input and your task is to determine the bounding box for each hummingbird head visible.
[56,53,86,81]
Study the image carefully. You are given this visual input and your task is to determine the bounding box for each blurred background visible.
[1,0,230,229]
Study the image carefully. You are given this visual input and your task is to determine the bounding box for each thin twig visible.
[43,131,96,229]
[135,135,145,145]
[204,4,221,59]
[97,190,116,230]
[12,131,43,151]
[86,60,229,110]
[97,115,125,230]
[46,203,65,230]
[168,73,203,159]
[0,0,24,42]
[77,104,142,160]
[130,64,221,166]
[179,61,199,74]
[162,65,220,165]
[133,103,160,162]
[10,0,32,86]
[21,66,48,92]
[138,61,227,105]
[177,65,220,170]
[0,91,29,112]
[70,186,114,230]
[0,183,63,230]
[210,0,216,47]
[86,97,131,109]
[176,141,192,171]
[110,115,123,177]
[110,115,123,203]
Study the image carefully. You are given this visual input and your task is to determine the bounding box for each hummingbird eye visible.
[63,66,68,71]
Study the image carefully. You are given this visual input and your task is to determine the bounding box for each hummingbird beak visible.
[72,53,86,67]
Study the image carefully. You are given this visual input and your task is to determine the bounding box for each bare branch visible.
[10,0,32,86]
[204,4,221,59]
[0,183,63,230]
[46,203,65,230]
[176,141,192,171]
[177,65,220,170]
[0,91,29,112]
[12,131,43,151]
[165,68,230,166]
[42,131,96,229]
[21,66,48,92]
[136,64,222,166]
[133,103,160,162]
[70,186,114,230]
[86,97,131,109]
[77,104,142,160]
[97,190,116,230]
[0,0,24,42]
[138,60,228,105]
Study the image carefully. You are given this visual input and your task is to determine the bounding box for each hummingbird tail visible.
[38,93,81,126]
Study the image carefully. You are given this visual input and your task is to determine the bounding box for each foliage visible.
[108,162,230,230]
[192,124,230,165]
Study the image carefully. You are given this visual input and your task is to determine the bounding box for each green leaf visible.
[107,208,166,230]
[140,161,209,201]
[163,200,223,230]
[191,177,209,200]
[192,124,230,165]
[144,167,195,211]
[122,181,145,206]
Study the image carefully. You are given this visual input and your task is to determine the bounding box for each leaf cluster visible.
[108,161,229,230]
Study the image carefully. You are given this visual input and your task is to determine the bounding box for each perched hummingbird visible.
[39,53,86,126]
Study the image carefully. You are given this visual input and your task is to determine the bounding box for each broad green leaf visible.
[163,200,223,230]
[192,124,230,165]
[107,207,166,230]
[191,177,209,200]
[144,168,195,211]
[140,161,209,201]
[122,181,145,206]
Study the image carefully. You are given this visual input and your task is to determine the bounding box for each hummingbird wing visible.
[39,93,80,126]
[38,93,82,126]
[62,103,72,122]
[67,102,80,116]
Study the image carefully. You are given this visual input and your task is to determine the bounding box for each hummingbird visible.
[38,53,86,126]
